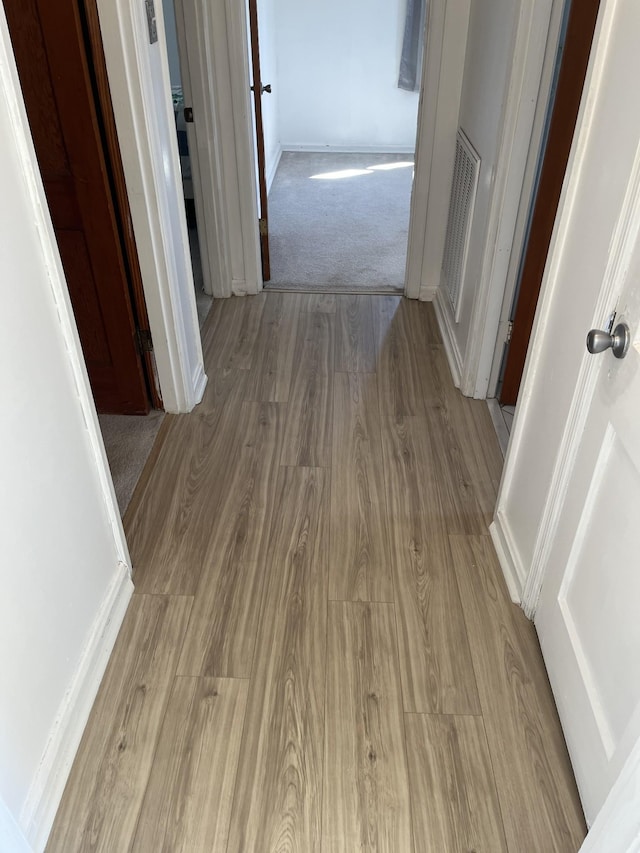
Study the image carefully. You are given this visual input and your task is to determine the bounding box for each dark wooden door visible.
[499,0,601,405]
[248,0,271,281]
[4,0,151,414]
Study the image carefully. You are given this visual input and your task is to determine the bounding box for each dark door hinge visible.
[184,107,194,123]
[135,328,154,354]
[259,217,267,237]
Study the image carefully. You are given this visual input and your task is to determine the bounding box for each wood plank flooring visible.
[47,293,586,852]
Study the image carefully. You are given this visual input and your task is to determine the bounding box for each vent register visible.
[442,129,480,320]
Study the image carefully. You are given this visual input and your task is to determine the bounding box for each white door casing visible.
[172,0,229,298]
[179,0,262,296]
[97,0,207,412]
[519,0,640,827]
[405,0,471,301]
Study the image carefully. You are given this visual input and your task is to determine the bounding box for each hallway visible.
[47,293,585,851]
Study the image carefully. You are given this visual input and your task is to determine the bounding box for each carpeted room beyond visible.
[266,151,414,293]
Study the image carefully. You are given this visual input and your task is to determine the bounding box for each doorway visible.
[4,0,166,515]
[248,0,423,293]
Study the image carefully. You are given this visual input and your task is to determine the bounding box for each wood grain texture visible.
[301,292,336,313]
[335,295,376,373]
[410,298,443,346]
[428,347,502,529]
[422,348,488,535]
[380,414,480,715]
[373,296,427,419]
[46,594,192,852]
[126,370,248,595]
[50,294,587,853]
[202,293,267,370]
[450,535,586,850]
[245,291,301,402]
[330,372,393,602]
[177,403,285,677]
[405,713,507,852]
[227,467,328,852]
[280,310,334,467]
[323,602,412,852]
[132,677,248,852]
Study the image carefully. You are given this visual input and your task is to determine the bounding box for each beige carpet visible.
[266,151,414,292]
[99,410,164,515]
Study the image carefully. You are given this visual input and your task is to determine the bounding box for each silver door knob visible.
[586,322,630,358]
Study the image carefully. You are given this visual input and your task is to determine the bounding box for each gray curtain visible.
[398,0,426,92]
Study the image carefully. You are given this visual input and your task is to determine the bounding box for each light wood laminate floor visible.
[47,294,586,852]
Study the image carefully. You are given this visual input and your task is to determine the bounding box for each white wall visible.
[0,12,133,849]
[448,0,520,358]
[275,0,419,150]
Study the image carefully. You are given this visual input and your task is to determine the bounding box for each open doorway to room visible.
[248,0,424,292]
[4,0,167,516]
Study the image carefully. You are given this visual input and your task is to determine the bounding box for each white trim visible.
[460,0,555,399]
[0,796,31,853]
[489,515,525,603]
[433,286,463,387]
[406,0,472,301]
[173,0,232,299]
[266,143,283,194]
[21,566,133,850]
[486,398,510,457]
[96,0,206,412]
[192,361,208,404]
[224,0,263,295]
[579,736,640,851]
[488,0,568,396]
[493,2,631,618]
[280,144,416,155]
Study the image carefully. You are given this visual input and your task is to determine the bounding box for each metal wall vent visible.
[442,129,480,320]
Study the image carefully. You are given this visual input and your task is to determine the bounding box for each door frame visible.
[94,0,207,413]
[460,0,561,399]
[174,0,262,298]
[404,0,471,301]
[487,0,568,396]
[490,0,623,616]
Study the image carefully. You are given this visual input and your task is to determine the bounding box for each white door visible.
[533,0,640,828]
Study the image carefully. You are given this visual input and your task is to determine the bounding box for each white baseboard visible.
[490,514,525,604]
[281,143,416,155]
[191,363,208,408]
[433,286,462,388]
[21,565,133,851]
[486,398,510,457]
[231,279,250,296]
[418,283,438,301]
[0,797,31,853]
[266,145,282,195]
